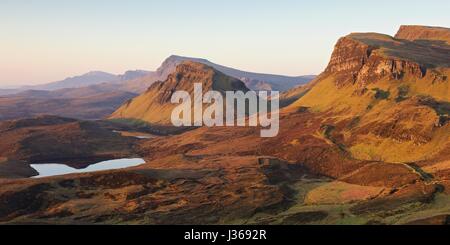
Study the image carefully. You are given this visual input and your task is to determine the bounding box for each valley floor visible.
[0,112,449,225]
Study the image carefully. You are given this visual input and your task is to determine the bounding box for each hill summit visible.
[395,25,450,44]
[287,25,450,163]
[110,61,250,125]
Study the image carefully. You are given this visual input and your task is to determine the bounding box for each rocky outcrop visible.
[153,61,248,104]
[287,26,450,164]
[323,26,450,88]
[325,37,373,75]
[110,61,249,124]
[325,35,427,87]
[356,55,426,85]
[156,55,314,92]
[395,25,450,44]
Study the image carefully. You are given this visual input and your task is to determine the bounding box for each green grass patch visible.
[396,84,410,102]
[372,88,390,100]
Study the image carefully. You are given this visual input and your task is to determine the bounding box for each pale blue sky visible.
[0,0,449,86]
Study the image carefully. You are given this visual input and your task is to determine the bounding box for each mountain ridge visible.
[286,25,450,163]
[156,55,315,91]
[1,56,314,96]
[110,61,250,125]
[0,55,314,121]
[22,70,151,91]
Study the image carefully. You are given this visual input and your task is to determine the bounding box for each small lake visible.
[30,158,146,178]
[113,130,156,139]
[135,135,153,139]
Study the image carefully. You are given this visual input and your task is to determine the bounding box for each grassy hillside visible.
[110,61,249,125]
[285,29,450,163]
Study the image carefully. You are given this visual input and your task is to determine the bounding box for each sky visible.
[0,0,449,87]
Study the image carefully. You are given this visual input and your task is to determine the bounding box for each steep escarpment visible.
[287,26,450,163]
[324,32,449,88]
[290,26,450,110]
[395,25,450,44]
[110,61,250,125]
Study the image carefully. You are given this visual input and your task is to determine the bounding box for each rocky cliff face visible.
[155,61,248,104]
[325,37,372,75]
[324,34,429,88]
[395,25,450,44]
[325,26,450,88]
[287,25,450,163]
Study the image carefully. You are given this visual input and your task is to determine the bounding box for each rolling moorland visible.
[0,25,449,225]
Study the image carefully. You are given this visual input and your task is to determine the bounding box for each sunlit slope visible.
[110,61,249,125]
[286,26,450,163]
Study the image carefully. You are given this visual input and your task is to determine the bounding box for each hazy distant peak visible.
[119,70,152,81]
[84,71,115,76]
[15,69,152,92]
[121,69,151,74]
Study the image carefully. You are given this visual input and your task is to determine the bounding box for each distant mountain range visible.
[0,71,146,120]
[0,56,314,121]
[22,70,151,91]
[86,55,314,94]
[150,55,315,92]
[1,56,313,96]
[0,70,151,96]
